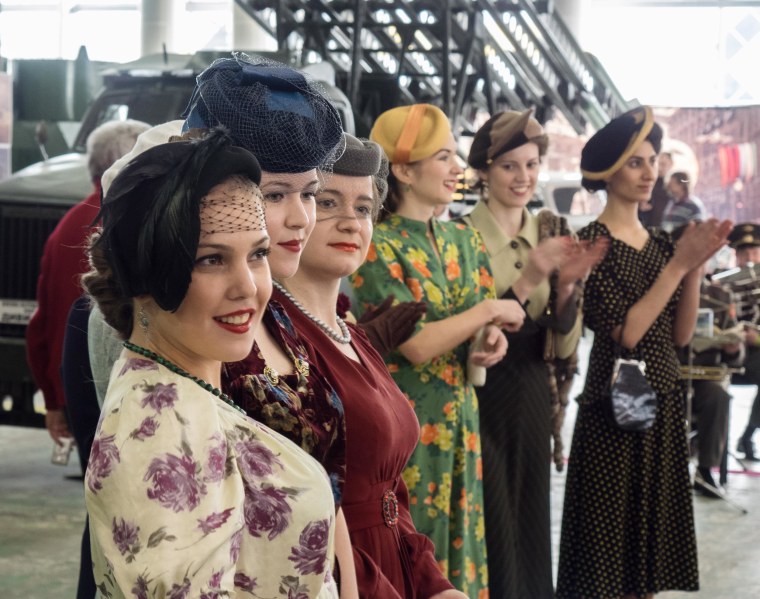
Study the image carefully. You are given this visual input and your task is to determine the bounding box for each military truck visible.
[0,51,354,427]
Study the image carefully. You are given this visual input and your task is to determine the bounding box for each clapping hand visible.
[523,236,575,286]
[673,219,733,273]
[557,236,610,287]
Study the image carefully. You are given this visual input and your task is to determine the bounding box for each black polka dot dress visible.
[556,222,699,598]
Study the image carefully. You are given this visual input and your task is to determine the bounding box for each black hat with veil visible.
[95,127,265,313]
[182,52,345,174]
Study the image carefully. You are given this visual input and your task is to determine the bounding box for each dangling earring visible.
[404,183,412,194]
[138,306,149,334]
[481,181,489,201]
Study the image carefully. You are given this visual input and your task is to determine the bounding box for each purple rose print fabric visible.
[144,452,207,512]
[85,357,338,599]
[289,520,330,575]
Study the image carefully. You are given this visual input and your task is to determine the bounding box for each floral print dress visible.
[351,214,494,597]
[224,301,346,505]
[86,355,339,599]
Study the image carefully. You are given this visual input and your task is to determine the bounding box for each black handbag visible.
[609,320,658,432]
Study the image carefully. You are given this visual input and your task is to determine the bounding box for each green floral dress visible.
[351,214,494,597]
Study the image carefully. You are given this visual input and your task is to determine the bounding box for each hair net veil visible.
[182,52,346,175]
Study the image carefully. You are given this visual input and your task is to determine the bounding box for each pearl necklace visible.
[273,280,352,344]
[122,341,246,415]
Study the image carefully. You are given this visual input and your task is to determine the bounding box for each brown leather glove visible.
[357,294,427,357]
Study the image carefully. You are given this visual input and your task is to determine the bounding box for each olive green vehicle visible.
[0,51,353,427]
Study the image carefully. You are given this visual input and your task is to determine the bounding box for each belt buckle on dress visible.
[382,489,399,528]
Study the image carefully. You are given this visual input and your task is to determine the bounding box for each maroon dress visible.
[273,287,454,599]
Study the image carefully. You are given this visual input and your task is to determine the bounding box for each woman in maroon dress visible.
[273,134,466,599]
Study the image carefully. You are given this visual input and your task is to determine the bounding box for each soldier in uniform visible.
[680,278,744,496]
[726,223,760,461]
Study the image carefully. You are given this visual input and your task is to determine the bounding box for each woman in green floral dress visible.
[351,104,525,597]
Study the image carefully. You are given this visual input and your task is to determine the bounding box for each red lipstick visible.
[213,309,254,334]
[330,243,360,252]
[278,239,302,253]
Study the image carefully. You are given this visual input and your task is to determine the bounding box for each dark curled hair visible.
[82,127,263,339]
[94,128,262,313]
[82,231,134,339]
[378,167,403,222]
[371,180,385,223]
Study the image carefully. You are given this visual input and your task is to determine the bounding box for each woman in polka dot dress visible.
[556,106,732,599]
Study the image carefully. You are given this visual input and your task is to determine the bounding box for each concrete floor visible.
[2,337,760,598]
[550,384,760,599]
[0,425,87,598]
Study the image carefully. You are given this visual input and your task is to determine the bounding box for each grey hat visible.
[333,134,382,177]
[332,133,389,207]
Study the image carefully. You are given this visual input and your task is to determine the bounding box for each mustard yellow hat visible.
[370,103,452,164]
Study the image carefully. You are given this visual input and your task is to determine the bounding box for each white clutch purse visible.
[467,326,487,387]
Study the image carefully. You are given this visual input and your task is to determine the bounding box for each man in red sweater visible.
[25,119,149,444]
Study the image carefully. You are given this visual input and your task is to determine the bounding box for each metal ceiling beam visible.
[235,0,631,134]
[347,0,365,108]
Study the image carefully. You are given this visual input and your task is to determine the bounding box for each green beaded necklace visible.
[122,341,245,415]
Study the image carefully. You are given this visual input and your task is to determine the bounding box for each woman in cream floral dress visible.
[83,129,338,598]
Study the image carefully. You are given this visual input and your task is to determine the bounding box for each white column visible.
[233,2,277,52]
[141,0,175,57]
[554,0,589,47]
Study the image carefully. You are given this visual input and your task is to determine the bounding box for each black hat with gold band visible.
[728,223,760,250]
[580,105,662,192]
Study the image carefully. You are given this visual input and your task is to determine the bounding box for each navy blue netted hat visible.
[182,52,345,173]
[580,105,663,192]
